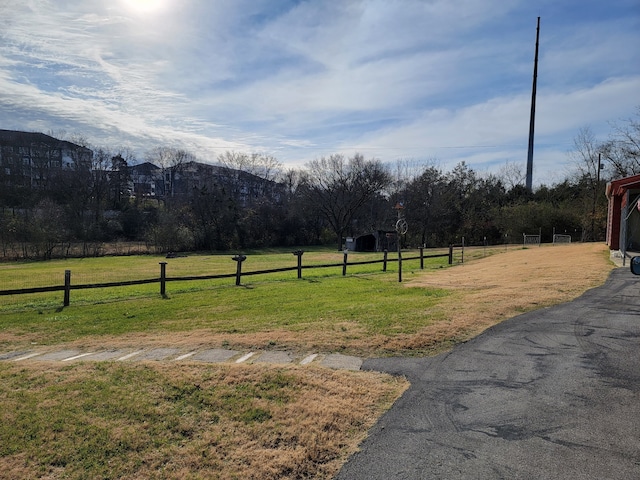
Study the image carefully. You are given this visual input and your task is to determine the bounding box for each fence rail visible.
[0,246,458,307]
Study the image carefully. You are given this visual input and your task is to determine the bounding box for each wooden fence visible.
[0,246,458,307]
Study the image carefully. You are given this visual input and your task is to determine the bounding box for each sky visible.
[1,0,639,186]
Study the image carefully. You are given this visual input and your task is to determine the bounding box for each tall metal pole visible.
[526,17,540,192]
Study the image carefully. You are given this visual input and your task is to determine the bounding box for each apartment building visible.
[0,129,93,189]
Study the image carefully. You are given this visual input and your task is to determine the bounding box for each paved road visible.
[337,268,640,479]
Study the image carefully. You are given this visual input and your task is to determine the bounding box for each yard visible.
[0,243,615,479]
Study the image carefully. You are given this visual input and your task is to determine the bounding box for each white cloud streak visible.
[0,0,638,184]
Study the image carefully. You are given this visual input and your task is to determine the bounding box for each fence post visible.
[159,262,167,297]
[233,254,247,286]
[293,250,304,279]
[419,246,424,270]
[383,250,388,272]
[63,270,71,307]
[448,244,453,265]
[342,250,348,276]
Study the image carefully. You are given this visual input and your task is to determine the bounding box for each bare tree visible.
[217,151,283,205]
[301,153,392,250]
[569,127,604,181]
[404,165,447,247]
[281,168,301,199]
[601,108,640,178]
[389,159,428,198]
[109,152,132,209]
[498,160,526,190]
[567,126,607,241]
[218,151,281,181]
[146,146,195,200]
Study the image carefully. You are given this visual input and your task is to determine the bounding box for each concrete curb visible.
[0,347,363,371]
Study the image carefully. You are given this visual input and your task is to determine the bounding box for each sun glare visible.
[120,0,169,14]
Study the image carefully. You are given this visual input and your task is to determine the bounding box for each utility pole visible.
[526,17,540,192]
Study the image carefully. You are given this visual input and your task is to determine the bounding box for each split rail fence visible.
[0,246,459,307]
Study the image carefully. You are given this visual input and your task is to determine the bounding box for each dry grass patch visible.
[398,242,614,351]
[0,361,407,480]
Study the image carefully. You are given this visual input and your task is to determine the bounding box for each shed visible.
[345,231,397,252]
[605,174,640,260]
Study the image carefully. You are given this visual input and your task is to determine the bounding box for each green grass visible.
[0,247,452,291]
[0,270,449,346]
[0,361,407,479]
[0,248,459,349]
[0,246,497,479]
[0,247,506,355]
[0,245,521,479]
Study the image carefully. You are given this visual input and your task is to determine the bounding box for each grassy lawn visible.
[0,361,407,479]
[0,247,454,291]
[4,244,597,479]
[0,247,459,479]
[0,248,463,355]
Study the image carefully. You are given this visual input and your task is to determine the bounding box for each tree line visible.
[0,110,638,260]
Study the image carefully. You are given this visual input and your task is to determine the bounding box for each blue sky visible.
[1,0,639,185]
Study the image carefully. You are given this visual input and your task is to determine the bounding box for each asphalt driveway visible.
[336,268,640,479]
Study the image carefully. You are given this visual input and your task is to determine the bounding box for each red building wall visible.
[605,174,640,251]
[606,194,622,250]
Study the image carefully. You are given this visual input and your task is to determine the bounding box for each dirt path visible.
[394,242,615,352]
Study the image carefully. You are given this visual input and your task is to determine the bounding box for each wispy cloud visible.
[0,0,638,184]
